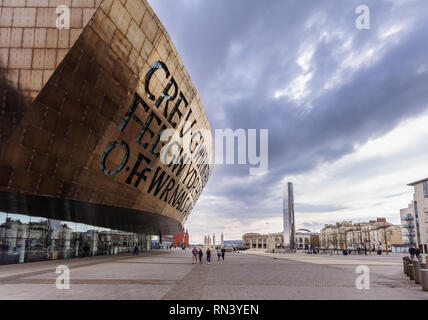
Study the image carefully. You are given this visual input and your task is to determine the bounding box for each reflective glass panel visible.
[27,216,49,263]
[5,213,30,264]
[0,212,8,264]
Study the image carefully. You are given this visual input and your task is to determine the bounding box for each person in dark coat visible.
[83,242,90,257]
[198,248,203,264]
[221,247,226,261]
[415,247,420,259]
[409,246,415,259]
[206,248,211,264]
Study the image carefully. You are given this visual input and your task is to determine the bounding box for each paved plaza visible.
[0,249,426,300]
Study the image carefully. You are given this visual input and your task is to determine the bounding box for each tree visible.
[330,231,339,254]
[363,228,372,255]
[379,222,391,255]
[320,233,326,248]
[310,234,320,249]
[326,232,333,250]
[339,228,349,251]
[351,224,363,254]
[357,225,364,252]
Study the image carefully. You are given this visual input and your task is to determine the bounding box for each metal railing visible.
[402,223,415,228]
[403,231,416,236]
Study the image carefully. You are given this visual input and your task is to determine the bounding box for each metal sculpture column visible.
[283,182,296,252]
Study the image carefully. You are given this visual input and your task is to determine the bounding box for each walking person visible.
[192,247,198,264]
[409,246,415,259]
[221,247,225,261]
[217,247,221,261]
[83,242,90,257]
[198,248,203,264]
[206,248,211,264]
[415,247,420,260]
[134,243,139,255]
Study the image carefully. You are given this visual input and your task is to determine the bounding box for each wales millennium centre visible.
[0,0,213,265]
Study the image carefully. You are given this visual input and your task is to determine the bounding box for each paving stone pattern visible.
[0,249,426,300]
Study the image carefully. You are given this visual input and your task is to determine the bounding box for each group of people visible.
[343,247,371,255]
[409,246,421,259]
[192,247,226,265]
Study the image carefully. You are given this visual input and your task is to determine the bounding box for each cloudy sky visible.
[148,0,428,244]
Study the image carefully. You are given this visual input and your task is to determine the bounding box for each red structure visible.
[173,228,189,248]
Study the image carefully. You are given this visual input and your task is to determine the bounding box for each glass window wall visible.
[0,211,152,265]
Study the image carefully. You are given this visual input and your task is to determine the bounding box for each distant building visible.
[295,229,320,250]
[400,202,417,248]
[203,234,212,248]
[266,232,284,251]
[320,218,402,252]
[400,178,428,253]
[203,233,226,248]
[172,229,189,248]
[242,229,319,252]
[243,233,268,250]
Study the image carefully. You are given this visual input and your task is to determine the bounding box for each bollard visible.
[403,257,408,274]
[407,260,412,277]
[420,262,427,284]
[413,260,422,285]
[421,270,428,291]
[408,263,415,280]
[403,257,409,275]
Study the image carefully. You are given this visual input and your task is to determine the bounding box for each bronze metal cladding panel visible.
[0,0,213,235]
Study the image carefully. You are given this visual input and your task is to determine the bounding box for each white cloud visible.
[187,111,428,240]
[297,49,314,72]
[186,202,283,243]
[150,0,428,244]
[274,47,314,101]
[378,24,404,40]
[274,72,313,101]
[280,110,428,231]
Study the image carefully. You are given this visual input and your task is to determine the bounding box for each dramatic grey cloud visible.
[149,0,428,243]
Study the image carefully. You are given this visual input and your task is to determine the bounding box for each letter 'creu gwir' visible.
[0,0,213,235]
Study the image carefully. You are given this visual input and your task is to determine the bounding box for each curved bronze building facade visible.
[0,0,213,249]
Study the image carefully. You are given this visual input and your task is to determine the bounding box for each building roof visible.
[296,228,312,233]
[408,177,428,186]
